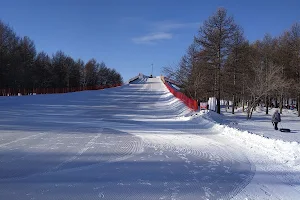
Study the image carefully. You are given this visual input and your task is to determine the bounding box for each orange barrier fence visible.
[0,84,122,96]
[161,76,198,111]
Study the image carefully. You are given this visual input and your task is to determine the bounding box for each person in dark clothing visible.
[272,110,281,130]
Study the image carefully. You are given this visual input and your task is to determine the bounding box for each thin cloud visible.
[132,32,173,44]
[130,20,200,44]
[153,21,200,31]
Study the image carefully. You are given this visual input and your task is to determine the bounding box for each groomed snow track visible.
[0,76,261,199]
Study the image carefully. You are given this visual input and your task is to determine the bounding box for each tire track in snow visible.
[135,131,254,199]
[51,132,103,171]
[0,132,46,148]
[47,128,144,173]
[0,127,144,182]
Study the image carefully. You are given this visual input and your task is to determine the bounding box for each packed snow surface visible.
[0,77,299,199]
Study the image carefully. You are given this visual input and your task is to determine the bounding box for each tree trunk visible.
[242,91,245,113]
[217,96,221,114]
[279,94,283,114]
[247,96,257,119]
[250,107,254,118]
[265,96,269,115]
[232,94,235,114]
[247,103,255,119]
[242,79,245,112]
[247,103,251,119]
[297,98,298,111]
[298,94,300,117]
[217,65,221,114]
[232,56,236,114]
[247,110,250,119]
[216,38,221,114]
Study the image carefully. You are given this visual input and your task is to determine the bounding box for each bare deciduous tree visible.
[247,63,288,119]
[195,8,238,114]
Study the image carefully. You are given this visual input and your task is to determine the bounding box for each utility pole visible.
[151,64,153,76]
[151,63,153,78]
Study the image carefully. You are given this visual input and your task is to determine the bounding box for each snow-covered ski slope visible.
[0,76,299,199]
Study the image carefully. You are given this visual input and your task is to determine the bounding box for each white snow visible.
[0,76,300,199]
[221,107,300,143]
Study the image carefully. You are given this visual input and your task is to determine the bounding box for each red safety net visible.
[163,80,198,111]
[0,84,122,97]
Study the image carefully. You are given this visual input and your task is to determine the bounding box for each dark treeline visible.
[0,20,123,94]
[164,8,300,118]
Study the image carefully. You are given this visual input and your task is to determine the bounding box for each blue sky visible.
[1,0,300,81]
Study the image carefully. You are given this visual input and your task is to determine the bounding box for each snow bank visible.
[218,107,300,143]
[194,111,300,170]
